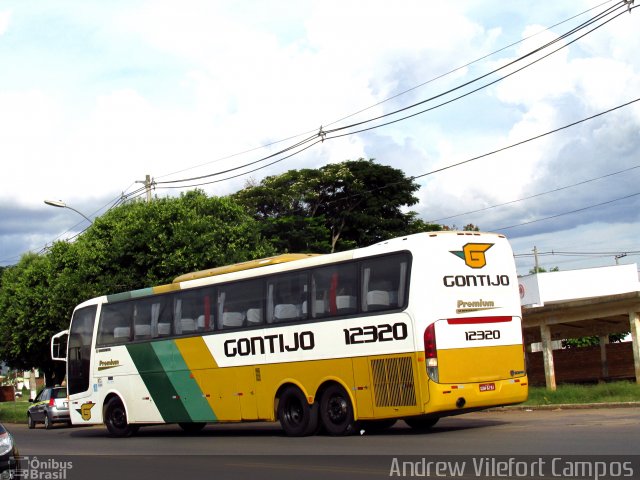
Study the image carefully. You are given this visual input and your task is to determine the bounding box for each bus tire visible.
[405,416,439,431]
[319,384,356,436]
[277,386,319,437]
[104,397,139,438]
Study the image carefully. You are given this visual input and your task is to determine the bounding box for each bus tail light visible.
[424,323,439,383]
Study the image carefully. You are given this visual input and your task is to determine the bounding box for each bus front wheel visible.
[104,397,139,438]
[277,386,319,437]
[319,384,356,436]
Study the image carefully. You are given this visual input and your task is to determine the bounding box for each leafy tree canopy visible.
[0,191,273,383]
[233,158,440,253]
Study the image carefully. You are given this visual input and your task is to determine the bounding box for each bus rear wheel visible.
[104,397,139,437]
[320,384,356,436]
[278,386,319,437]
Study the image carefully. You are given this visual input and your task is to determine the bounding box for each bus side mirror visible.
[51,330,69,362]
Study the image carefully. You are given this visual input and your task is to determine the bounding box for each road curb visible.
[489,401,640,411]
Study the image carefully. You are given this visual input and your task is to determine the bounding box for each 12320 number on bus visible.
[343,322,408,345]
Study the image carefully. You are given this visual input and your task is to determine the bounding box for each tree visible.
[73,190,274,292]
[562,333,628,348]
[0,253,66,385]
[529,266,560,274]
[234,158,440,253]
[0,191,274,383]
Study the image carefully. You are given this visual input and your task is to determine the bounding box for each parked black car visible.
[27,386,71,429]
[0,423,19,478]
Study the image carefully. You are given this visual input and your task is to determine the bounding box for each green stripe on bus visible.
[151,341,216,422]
[126,342,191,423]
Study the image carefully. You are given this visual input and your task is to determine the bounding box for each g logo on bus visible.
[450,243,493,269]
[77,402,95,421]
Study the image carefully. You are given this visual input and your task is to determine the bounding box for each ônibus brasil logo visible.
[450,243,493,269]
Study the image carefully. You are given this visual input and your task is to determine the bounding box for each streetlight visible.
[44,200,93,224]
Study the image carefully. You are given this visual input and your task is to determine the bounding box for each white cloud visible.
[0,10,10,35]
[1,1,639,268]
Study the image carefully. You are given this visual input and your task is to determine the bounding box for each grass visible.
[0,399,30,423]
[523,381,640,406]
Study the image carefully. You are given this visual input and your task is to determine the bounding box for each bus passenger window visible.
[98,302,133,345]
[174,288,215,335]
[362,254,410,312]
[311,263,357,318]
[218,279,264,329]
[267,272,308,323]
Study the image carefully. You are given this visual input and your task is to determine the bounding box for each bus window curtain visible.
[151,303,160,337]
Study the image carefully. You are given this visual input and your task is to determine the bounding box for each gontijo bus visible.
[52,231,528,437]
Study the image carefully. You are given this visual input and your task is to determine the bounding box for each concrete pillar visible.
[630,311,640,385]
[540,324,556,391]
[599,335,609,380]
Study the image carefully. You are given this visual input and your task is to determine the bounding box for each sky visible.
[1,0,639,276]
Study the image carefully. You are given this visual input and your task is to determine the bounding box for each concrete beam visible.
[540,324,556,391]
[630,310,640,385]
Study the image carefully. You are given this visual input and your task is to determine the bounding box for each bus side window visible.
[311,263,357,318]
[98,302,133,345]
[218,279,264,329]
[133,301,152,340]
[362,254,410,312]
[268,272,308,323]
[174,288,215,335]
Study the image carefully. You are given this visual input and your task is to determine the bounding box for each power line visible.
[412,97,640,181]
[322,2,630,138]
[492,190,640,231]
[151,0,620,184]
[427,164,640,223]
[152,2,633,191]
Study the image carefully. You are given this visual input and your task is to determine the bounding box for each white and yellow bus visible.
[53,231,528,437]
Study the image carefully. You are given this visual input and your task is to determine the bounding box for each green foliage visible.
[75,190,274,292]
[529,266,560,274]
[562,333,629,348]
[234,158,440,253]
[0,191,273,379]
[524,381,640,405]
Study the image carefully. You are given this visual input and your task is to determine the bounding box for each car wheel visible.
[319,384,356,436]
[28,413,36,429]
[44,414,52,430]
[277,386,319,437]
[104,397,139,437]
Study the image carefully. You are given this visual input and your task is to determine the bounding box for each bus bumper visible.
[425,376,528,414]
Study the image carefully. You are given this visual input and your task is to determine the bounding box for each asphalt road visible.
[9,407,640,480]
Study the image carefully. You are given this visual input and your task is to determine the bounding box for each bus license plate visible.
[479,383,496,392]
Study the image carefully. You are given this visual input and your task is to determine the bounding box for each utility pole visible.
[533,246,539,273]
[136,174,153,203]
[615,253,627,265]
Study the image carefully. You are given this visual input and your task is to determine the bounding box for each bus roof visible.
[172,253,321,283]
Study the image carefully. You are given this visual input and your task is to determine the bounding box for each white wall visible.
[519,263,639,307]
